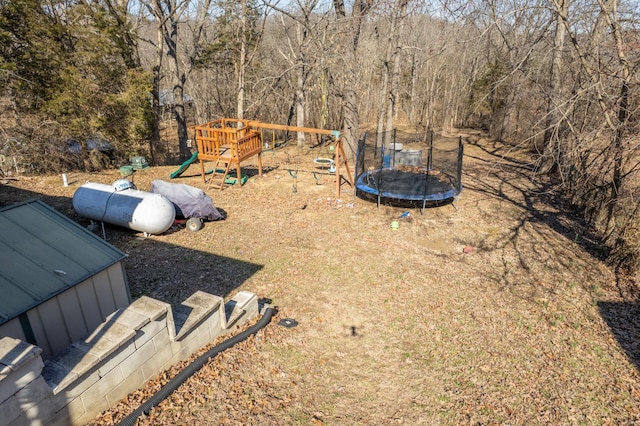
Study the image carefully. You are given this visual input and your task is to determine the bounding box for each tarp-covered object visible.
[150,180,224,221]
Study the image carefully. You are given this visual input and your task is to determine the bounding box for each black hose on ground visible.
[116,306,275,426]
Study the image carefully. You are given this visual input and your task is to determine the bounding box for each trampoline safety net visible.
[355,129,463,209]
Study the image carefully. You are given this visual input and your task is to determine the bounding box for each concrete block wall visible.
[0,290,260,426]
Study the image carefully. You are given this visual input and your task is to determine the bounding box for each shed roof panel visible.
[0,200,127,325]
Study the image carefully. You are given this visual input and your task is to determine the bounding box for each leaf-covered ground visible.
[3,129,640,425]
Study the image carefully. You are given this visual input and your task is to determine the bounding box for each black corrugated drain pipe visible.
[116,306,276,426]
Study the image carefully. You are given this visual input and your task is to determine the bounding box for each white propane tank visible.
[73,182,176,235]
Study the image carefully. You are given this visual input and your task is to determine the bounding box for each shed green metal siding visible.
[0,199,127,326]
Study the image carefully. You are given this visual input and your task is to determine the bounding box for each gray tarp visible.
[150,180,224,221]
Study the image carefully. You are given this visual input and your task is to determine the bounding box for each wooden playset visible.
[192,118,353,197]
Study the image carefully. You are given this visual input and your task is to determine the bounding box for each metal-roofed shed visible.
[0,199,130,359]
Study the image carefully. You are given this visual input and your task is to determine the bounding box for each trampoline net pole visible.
[456,136,464,193]
[355,134,366,177]
[422,129,434,202]
[376,131,387,190]
[392,128,397,169]
[428,129,433,171]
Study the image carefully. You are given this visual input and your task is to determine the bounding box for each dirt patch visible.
[3,130,640,425]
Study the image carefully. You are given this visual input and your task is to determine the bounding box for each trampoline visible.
[355,129,463,212]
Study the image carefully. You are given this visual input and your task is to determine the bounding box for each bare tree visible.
[538,0,569,174]
[273,0,345,146]
[334,0,372,156]
[373,0,408,148]
[473,0,640,274]
[141,0,212,161]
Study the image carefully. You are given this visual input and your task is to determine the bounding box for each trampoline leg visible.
[377,194,381,210]
[453,195,460,210]
[422,199,426,215]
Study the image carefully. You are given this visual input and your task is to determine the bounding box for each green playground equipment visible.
[170,151,199,179]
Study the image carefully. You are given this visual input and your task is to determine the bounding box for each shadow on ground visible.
[599,301,640,371]
[461,135,640,372]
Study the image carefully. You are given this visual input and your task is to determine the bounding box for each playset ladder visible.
[206,158,232,191]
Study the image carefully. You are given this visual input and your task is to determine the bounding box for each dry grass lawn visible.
[2,129,640,425]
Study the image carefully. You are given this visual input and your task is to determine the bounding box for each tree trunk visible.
[385,11,404,144]
[408,51,417,123]
[150,25,163,162]
[236,0,247,121]
[340,0,370,157]
[602,0,631,240]
[375,0,407,147]
[150,69,161,161]
[538,0,568,174]
[146,0,211,162]
[376,0,403,149]
[376,42,391,148]
[165,19,191,161]
[296,57,306,147]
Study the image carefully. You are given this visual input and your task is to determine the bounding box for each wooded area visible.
[1,0,639,276]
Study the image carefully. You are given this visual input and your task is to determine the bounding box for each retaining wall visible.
[0,290,260,426]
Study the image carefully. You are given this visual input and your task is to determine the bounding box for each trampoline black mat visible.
[355,168,460,201]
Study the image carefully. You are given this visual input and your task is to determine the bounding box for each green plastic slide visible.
[170,151,199,179]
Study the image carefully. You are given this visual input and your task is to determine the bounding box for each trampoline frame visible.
[354,129,464,213]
